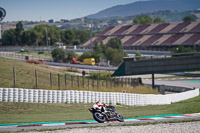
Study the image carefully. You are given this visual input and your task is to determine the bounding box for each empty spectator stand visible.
[83,22,200,51]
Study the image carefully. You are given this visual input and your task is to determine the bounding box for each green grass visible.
[0,93,199,124]
[153,75,187,79]
[18,50,51,56]
[0,57,158,94]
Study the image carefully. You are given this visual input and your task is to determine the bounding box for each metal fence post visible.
[92,78,94,89]
[58,73,60,89]
[71,75,73,88]
[13,67,16,88]
[110,78,112,88]
[35,70,38,89]
[106,78,108,88]
[97,77,99,89]
[82,76,84,88]
[77,75,79,88]
[88,78,90,89]
[50,72,52,87]
[65,73,67,88]
[121,78,123,87]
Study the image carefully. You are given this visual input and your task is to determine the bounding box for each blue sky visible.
[0,0,139,22]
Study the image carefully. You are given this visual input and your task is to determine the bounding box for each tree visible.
[104,47,124,66]
[153,17,162,23]
[29,29,37,46]
[133,15,153,24]
[73,39,81,45]
[133,15,163,24]
[21,30,31,46]
[183,16,195,22]
[47,26,61,46]
[78,51,92,62]
[106,37,123,51]
[51,48,66,62]
[65,51,76,62]
[15,21,24,45]
[74,30,90,44]
[15,21,24,33]
[2,29,16,46]
[62,29,75,45]
[33,24,60,46]
[93,42,102,54]
[92,44,104,63]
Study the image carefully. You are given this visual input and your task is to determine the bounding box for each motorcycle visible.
[88,101,124,123]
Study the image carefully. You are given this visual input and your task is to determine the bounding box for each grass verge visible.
[0,57,158,94]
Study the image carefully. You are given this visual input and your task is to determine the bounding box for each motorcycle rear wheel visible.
[93,112,106,123]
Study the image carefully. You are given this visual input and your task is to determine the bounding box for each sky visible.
[0,0,140,22]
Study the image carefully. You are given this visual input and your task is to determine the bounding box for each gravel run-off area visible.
[29,121,200,133]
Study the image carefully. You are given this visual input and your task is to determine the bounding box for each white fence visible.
[0,88,199,106]
[0,52,52,61]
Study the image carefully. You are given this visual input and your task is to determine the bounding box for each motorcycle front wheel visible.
[117,113,124,122]
[93,112,106,123]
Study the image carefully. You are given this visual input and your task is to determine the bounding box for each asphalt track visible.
[44,61,118,71]
[1,113,200,132]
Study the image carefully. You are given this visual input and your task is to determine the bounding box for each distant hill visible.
[87,0,200,19]
[20,10,196,32]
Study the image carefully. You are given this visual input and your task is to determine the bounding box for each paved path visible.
[143,79,200,89]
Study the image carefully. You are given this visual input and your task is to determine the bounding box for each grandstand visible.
[83,22,200,51]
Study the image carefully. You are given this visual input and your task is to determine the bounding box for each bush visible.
[51,48,66,62]
[172,46,196,54]
[38,51,44,54]
[65,51,76,62]
[135,51,141,57]
[78,51,92,62]
[105,47,124,66]
[88,72,111,80]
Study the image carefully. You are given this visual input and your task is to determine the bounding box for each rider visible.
[93,101,109,112]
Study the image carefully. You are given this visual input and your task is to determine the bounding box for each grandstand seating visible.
[124,35,143,46]
[183,33,200,45]
[113,25,132,35]
[190,23,200,32]
[130,24,150,34]
[149,23,170,33]
[169,22,190,33]
[83,22,200,48]
[141,35,163,46]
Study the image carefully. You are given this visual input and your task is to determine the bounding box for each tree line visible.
[1,22,91,46]
[51,37,127,66]
[132,15,195,24]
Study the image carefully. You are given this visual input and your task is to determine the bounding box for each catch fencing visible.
[0,88,199,106]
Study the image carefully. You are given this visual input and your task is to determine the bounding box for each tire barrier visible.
[0,88,199,106]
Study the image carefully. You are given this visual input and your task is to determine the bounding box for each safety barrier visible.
[0,88,199,106]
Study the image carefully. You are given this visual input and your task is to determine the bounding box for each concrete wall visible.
[0,88,199,106]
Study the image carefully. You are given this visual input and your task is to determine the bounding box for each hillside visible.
[20,10,194,32]
[87,0,200,19]
[0,57,157,94]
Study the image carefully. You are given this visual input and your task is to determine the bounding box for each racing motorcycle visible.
[88,101,124,123]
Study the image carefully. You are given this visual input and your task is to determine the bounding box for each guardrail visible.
[0,88,199,106]
[0,51,52,61]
